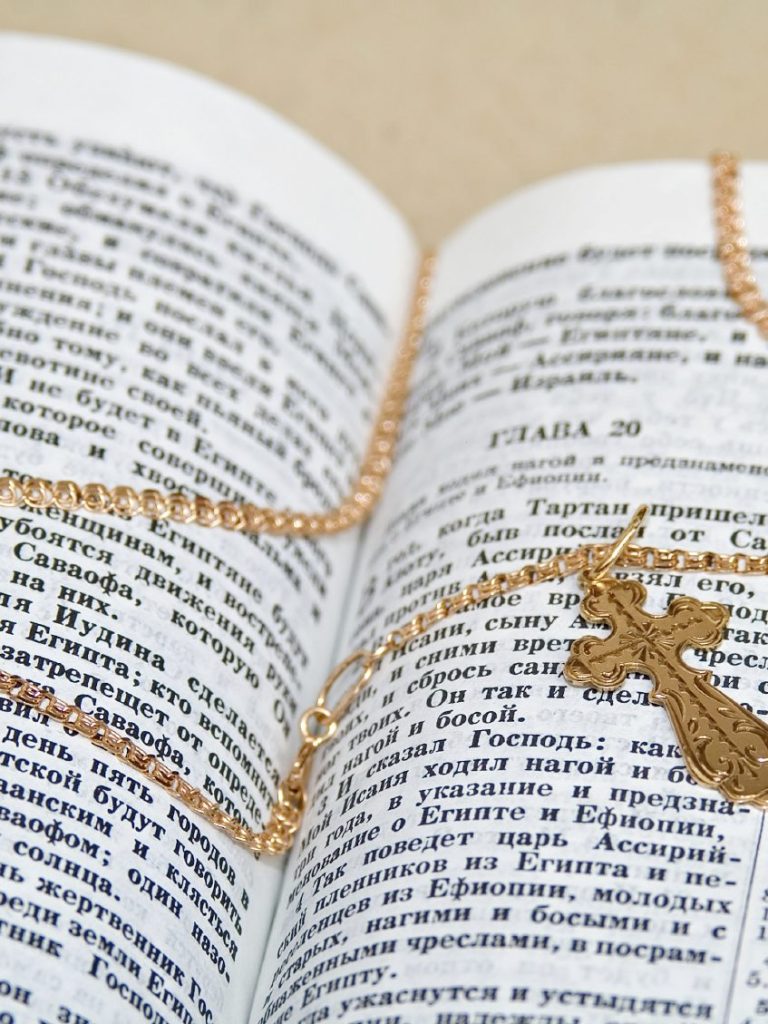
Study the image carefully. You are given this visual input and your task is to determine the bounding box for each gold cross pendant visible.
[564,506,768,808]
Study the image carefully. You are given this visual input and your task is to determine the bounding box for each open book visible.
[1,31,766,1024]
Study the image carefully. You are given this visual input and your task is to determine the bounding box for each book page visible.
[254,161,768,1023]
[0,33,419,1024]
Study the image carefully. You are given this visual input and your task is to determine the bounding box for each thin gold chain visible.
[0,253,434,537]
[3,159,767,853]
[3,540,767,855]
[712,152,768,337]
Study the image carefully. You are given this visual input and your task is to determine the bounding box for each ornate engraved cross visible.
[564,509,768,807]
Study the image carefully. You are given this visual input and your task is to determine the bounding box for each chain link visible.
[0,253,434,537]
[2,540,766,855]
[712,151,768,337]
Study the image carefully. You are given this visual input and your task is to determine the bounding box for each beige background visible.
[0,0,765,244]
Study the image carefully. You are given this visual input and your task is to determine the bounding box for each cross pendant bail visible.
[584,503,648,583]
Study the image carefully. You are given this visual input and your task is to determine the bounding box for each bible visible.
[0,31,766,1024]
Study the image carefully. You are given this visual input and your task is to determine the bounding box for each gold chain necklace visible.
[2,156,767,856]
[712,151,768,337]
[0,253,434,536]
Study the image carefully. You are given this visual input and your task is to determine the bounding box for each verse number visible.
[609,419,641,437]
